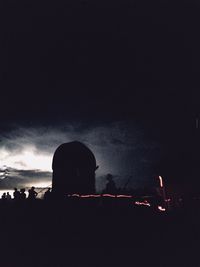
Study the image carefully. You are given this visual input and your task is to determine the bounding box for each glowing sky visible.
[0,146,51,172]
[0,122,161,191]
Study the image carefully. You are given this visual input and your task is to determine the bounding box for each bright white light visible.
[135,201,151,207]
[31,182,52,188]
[158,206,166,212]
[158,176,163,188]
[0,146,52,172]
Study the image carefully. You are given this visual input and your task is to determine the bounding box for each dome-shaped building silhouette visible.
[52,141,98,198]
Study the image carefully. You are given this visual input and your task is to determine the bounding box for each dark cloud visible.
[0,121,163,190]
[1,0,200,194]
[0,168,52,189]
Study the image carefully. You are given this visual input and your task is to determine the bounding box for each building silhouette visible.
[52,141,98,198]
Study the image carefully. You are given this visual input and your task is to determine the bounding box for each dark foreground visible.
[0,199,200,267]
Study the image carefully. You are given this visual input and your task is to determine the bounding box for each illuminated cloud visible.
[0,146,51,171]
[0,122,162,190]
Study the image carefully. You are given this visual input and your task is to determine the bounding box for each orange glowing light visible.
[67,194,134,199]
[102,194,116,198]
[135,201,151,207]
[79,194,101,198]
[68,194,80,197]
[158,176,163,187]
[116,195,132,198]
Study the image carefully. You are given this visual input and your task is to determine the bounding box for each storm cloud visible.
[0,121,163,191]
[0,167,51,189]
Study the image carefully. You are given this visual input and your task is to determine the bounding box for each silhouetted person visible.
[20,189,26,200]
[6,192,11,200]
[44,188,51,200]
[52,141,98,198]
[28,187,38,200]
[1,193,6,201]
[104,174,117,194]
[13,188,20,200]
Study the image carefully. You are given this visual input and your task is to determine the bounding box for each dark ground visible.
[0,199,199,267]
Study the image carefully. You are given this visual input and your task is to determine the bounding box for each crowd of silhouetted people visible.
[1,192,12,200]
[0,176,118,202]
[1,187,52,201]
[0,174,118,202]
[0,174,124,203]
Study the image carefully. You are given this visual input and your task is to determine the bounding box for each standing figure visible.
[6,192,12,200]
[13,188,20,200]
[44,188,51,200]
[28,187,38,200]
[1,193,6,201]
[20,189,26,200]
[104,174,117,194]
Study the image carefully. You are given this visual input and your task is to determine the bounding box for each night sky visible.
[1,0,200,194]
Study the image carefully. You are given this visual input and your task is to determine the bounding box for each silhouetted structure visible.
[28,187,38,200]
[52,141,98,198]
[1,193,6,200]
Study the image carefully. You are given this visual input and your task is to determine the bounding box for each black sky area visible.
[1,0,200,192]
